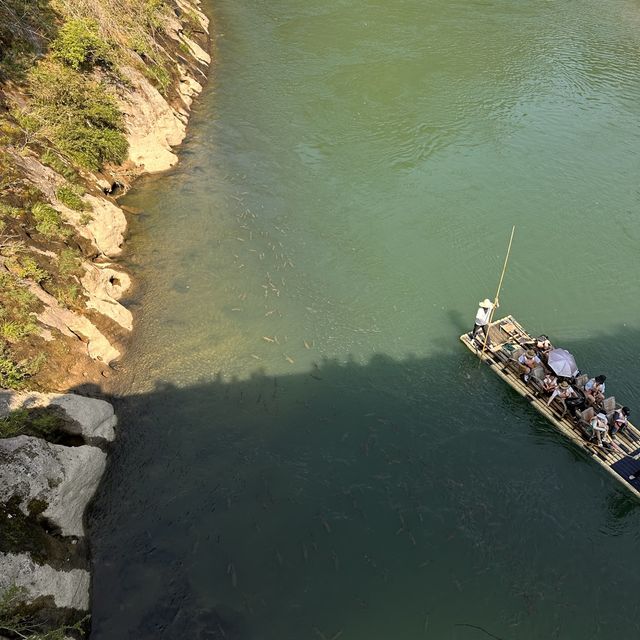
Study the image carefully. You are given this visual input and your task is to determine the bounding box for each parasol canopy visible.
[547,348,578,378]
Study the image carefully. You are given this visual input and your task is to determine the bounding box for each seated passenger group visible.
[518,336,632,447]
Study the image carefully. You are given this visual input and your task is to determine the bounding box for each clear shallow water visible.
[90,0,640,638]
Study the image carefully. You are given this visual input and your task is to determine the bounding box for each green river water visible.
[89,0,640,638]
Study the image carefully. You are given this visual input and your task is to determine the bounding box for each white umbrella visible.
[547,348,578,377]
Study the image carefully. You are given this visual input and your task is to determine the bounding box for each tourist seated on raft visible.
[588,412,610,447]
[584,375,606,406]
[518,349,541,382]
[547,380,577,412]
[611,406,631,436]
[541,373,558,395]
[534,335,553,356]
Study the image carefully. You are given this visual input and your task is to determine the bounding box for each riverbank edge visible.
[0,1,213,635]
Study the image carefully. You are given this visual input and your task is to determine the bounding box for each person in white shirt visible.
[588,412,610,447]
[518,349,541,382]
[471,298,497,344]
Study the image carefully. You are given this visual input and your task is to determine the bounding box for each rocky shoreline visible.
[0,0,211,635]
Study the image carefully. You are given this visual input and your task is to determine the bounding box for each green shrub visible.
[141,61,171,95]
[0,272,38,312]
[52,18,113,71]
[52,283,82,309]
[0,346,30,389]
[58,248,83,278]
[26,60,128,169]
[41,149,79,182]
[0,118,22,145]
[10,255,48,283]
[0,320,37,342]
[56,184,88,211]
[0,408,63,439]
[0,202,23,218]
[31,202,69,238]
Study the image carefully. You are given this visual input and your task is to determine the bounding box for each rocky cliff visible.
[0,0,211,635]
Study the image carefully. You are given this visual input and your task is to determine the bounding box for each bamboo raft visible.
[460,315,640,501]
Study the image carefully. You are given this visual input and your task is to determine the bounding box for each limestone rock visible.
[0,552,90,610]
[28,282,120,364]
[0,436,106,538]
[0,390,117,444]
[58,195,127,258]
[180,34,211,65]
[81,262,133,331]
[119,66,185,173]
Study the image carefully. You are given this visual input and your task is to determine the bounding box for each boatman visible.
[472,297,497,346]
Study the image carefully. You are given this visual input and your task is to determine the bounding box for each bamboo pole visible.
[478,225,516,359]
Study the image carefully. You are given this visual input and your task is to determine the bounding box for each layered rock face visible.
[0,392,116,616]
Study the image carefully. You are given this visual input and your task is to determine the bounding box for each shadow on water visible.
[86,325,640,640]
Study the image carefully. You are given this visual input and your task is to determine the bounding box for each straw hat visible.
[479,298,492,308]
[596,413,607,421]
[559,380,569,389]
[525,349,535,358]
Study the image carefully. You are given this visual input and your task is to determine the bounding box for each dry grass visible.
[51,0,170,59]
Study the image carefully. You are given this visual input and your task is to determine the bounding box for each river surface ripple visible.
[90,0,640,638]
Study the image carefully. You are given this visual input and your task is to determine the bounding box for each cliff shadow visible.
[86,325,640,640]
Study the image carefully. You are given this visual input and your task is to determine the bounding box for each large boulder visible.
[0,391,117,445]
[0,436,106,538]
[0,552,90,610]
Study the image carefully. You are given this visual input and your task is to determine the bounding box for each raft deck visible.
[460,315,640,501]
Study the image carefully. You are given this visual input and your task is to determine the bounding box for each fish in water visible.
[262,336,276,343]
[320,517,332,534]
[251,354,261,360]
[304,340,311,349]
[302,543,309,563]
[285,355,295,364]
[227,562,237,588]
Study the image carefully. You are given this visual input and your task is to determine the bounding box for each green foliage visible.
[0,407,64,439]
[0,272,38,313]
[31,202,70,239]
[52,283,82,309]
[25,61,128,170]
[142,60,171,95]
[0,346,30,389]
[1,320,37,342]
[0,202,23,218]
[40,150,79,183]
[57,248,83,278]
[0,118,23,145]
[10,255,49,283]
[52,18,113,71]
[0,0,57,78]
[56,184,88,211]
